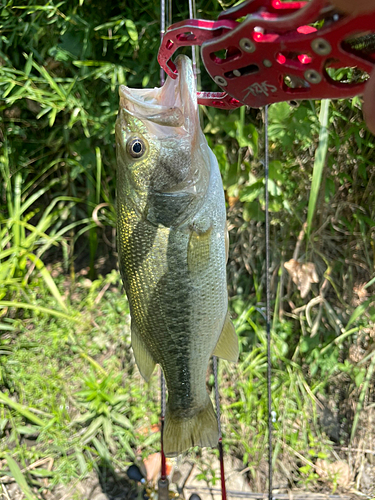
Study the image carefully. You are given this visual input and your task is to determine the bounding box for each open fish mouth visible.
[119,55,198,131]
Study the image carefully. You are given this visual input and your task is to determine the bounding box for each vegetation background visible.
[1,0,375,498]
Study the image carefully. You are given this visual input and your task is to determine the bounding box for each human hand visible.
[329,0,375,14]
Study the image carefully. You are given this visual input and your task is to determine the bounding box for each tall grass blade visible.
[0,392,45,426]
[12,173,22,247]
[80,353,108,376]
[364,276,375,289]
[7,219,58,246]
[75,447,88,476]
[92,437,111,462]
[350,353,375,442]
[306,99,330,239]
[26,253,67,311]
[0,301,81,321]
[5,455,38,500]
[346,298,374,329]
[32,61,66,100]
[81,416,104,444]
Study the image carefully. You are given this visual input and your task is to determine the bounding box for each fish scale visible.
[116,55,239,456]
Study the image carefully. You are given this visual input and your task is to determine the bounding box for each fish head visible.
[115,55,210,211]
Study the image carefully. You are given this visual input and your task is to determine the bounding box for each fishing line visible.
[159,0,167,491]
[160,0,165,87]
[188,0,197,78]
[167,0,172,27]
[264,105,273,500]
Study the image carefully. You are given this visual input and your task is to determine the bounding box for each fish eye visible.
[127,137,146,159]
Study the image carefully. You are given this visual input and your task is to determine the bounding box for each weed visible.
[1,0,375,496]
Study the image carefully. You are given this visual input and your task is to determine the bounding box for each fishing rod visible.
[264,104,272,500]
[158,2,168,499]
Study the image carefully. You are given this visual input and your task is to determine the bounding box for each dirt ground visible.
[1,450,373,500]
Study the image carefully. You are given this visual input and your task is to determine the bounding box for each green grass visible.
[1,0,375,496]
[0,267,373,496]
[0,270,161,494]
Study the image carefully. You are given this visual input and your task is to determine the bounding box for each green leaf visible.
[81,416,104,443]
[49,107,57,127]
[111,411,133,429]
[117,434,135,459]
[242,202,264,222]
[24,52,33,76]
[306,99,330,239]
[351,355,375,441]
[299,464,311,474]
[346,298,373,329]
[354,369,365,388]
[92,437,111,461]
[26,253,67,311]
[0,392,45,426]
[268,160,284,183]
[103,417,112,442]
[0,301,80,321]
[32,62,66,101]
[142,431,160,447]
[29,468,54,478]
[240,181,264,202]
[15,425,41,435]
[268,101,291,122]
[103,417,117,451]
[75,448,88,476]
[5,455,38,500]
[125,20,138,41]
[71,411,96,425]
[0,322,16,331]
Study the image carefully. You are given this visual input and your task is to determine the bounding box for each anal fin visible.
[212,311,239,362]
[131,323,156,382]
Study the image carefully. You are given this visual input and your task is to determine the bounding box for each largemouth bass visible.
[115,55,238,457]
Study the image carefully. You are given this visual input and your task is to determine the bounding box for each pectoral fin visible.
[187,227,212,273]
[131,323,156,382]
[212,312,239,362]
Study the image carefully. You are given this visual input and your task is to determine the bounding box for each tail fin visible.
[163,396,218,457]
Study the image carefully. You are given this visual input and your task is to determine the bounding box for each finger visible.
[328,0,375,15]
